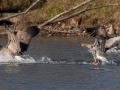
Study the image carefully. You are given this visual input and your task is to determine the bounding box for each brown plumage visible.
[85,24,117,39]
[16,26,39,52]
[81,42,108,65]
[1,26,40,57]
[81,36,120,65]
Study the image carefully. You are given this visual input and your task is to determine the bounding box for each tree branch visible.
[51,4,120,24]
[38,0,94,28]
[0,0,39,21]
[41,3,120,34]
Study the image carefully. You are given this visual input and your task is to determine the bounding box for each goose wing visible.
[16,26,40,52]
[105,36,120,48]
[6,26,21,54]
[107,24,117,38]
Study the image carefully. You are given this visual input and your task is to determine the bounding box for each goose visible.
[81,43,108,65]
[1,26,40,59]
[85,24,117,39]
[81,35,120,65]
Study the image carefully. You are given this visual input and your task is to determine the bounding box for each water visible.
[0,36,120,90]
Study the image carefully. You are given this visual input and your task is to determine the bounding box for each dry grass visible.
[36,0,120,25]
[1,0,120,26]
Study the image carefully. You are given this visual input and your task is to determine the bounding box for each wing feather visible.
[105,36,120,48]
[6,26,21,54]
[16,26,40,52]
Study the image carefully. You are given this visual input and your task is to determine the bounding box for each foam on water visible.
[37,56,54,64]
[0,52,35,64]
[0,53,119,65]
[36,56,90,65]
[106,47,120,54]
[0,51,119,66]
[0,52,57,64]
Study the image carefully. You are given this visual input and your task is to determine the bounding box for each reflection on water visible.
[0,36,120,90]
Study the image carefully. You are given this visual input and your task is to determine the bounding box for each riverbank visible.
[0,0,120,37]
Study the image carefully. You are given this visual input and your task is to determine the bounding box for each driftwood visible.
[39,3,120,35]
[38,0,93,28]
[51,4,120,24]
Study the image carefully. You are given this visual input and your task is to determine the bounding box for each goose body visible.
[81,43,108,65]
[81,35,120,65]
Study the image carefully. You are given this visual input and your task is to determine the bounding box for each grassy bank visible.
[1,0,120,19]
[42,0,120,23]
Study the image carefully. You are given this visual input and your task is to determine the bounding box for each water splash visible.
[0,52,35,64]
[0,52,55,64]
[36,56,54,64]
[106,47,120,54]
[36,56,90,65]
[0,51,119,66]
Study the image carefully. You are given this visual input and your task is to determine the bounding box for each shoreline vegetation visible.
[0,0,120,37]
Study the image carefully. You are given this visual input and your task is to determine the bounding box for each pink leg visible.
[91,61,99,65]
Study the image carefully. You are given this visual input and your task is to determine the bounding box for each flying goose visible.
[1,26,40,58]
[81,35,120,65]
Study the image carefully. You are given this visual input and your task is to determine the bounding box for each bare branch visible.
[0,0,39,21]
[51,4,120,24]
[38,0,94,28]
[40,3,120,34]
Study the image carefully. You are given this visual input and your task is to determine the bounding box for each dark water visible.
[0,36,120,90]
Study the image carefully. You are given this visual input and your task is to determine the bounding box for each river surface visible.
[0,36,120,90]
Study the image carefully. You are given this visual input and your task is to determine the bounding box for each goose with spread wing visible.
[81,36,120,65]
[81,43,108,65]
[1,26,40,59]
